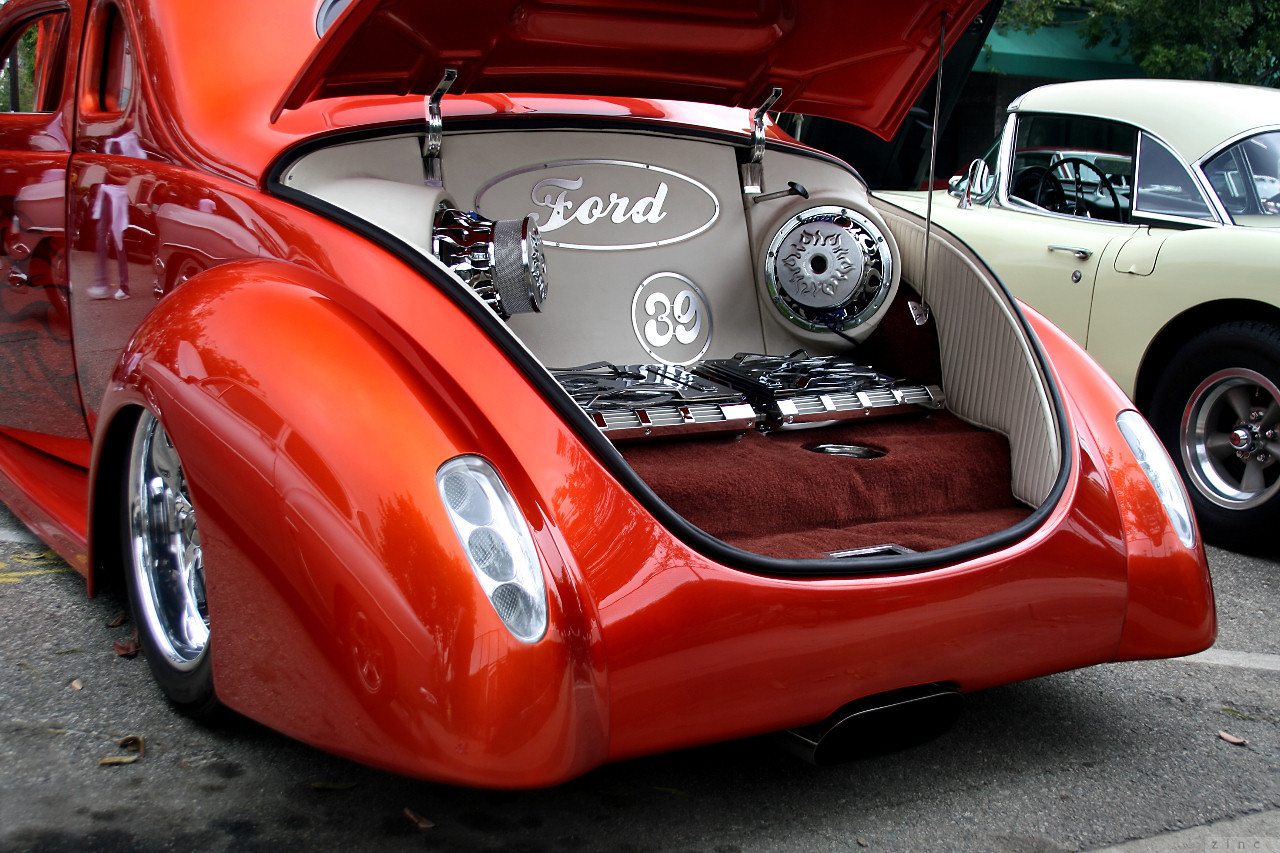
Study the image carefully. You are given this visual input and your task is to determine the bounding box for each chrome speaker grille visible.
[764,206,894,334]
[553,363,756,441]
[695,353,943,429]
[556,356,943,441]
[434,208,547,318]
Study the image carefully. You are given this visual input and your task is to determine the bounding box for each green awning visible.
[975,22,1140,80]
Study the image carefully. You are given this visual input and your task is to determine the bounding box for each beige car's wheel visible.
[1150,322,1280,550]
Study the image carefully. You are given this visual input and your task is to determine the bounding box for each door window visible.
[1008,113,1135,223]
[0,13,67,114]
[82,2,134,116]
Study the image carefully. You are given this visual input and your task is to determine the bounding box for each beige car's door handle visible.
[1048,245,1092,260]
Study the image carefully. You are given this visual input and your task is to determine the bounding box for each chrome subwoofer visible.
[763,206,893,334]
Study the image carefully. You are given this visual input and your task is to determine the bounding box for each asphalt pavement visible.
[1,501,1276,853]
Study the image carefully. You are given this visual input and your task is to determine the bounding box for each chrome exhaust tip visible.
[778,683,964,765]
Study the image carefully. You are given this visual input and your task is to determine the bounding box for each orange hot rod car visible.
[0,0,1213,787]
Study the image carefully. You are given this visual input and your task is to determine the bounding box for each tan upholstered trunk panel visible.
[875,202,1061,506]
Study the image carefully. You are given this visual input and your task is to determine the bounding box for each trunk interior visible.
[618,300,1030,558]
[621,412,1028,558]
[277,120,1062,561]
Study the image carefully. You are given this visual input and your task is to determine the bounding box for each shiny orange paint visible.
[95,264,611,784]
[0,0,1215,788]
[1023,306,1215,661]
[278,0,985,139]
[137,7,800,188]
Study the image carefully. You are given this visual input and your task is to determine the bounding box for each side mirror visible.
[958,159,994,209]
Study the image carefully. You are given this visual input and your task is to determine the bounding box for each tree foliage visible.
[997,0,1076,33]
[997,0,1280,86]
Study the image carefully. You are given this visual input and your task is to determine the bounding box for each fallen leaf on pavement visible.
[69,678,82,690]
[98,755,139,766]
[404,807,435,829]
[54,648,83,655]
[106,613,127,628]
[1218,730,1248,745]
[14,550,60,563]
[118,736,145,755]
[113,639,140,658]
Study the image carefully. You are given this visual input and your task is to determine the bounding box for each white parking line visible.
[1180,648,1280,672]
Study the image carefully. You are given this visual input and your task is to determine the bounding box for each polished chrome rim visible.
[1180,367,1280,510]
[127,410,208,669]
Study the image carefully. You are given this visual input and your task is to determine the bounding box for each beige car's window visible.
[0,13,66,114]
[1009,114,1135,222]
[1133,133,1216,221]
[1204,131,1280,225]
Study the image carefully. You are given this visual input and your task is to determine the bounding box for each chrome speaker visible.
[763,206,893,334]
[433,207,548,318]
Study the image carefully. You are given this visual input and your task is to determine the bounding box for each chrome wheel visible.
[1180,367,1280,511]
[1151,321,1280,549]
[127,410,207,670]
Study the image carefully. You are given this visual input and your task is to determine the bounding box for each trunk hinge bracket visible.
[741,87,781,195]
[423,68,458,187]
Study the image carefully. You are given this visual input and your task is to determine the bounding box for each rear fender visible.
[92,260,609,786]
[1025,305,1215,660]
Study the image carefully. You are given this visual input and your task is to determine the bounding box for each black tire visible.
[1148,321,1280,550]
[164,253,203,293]
[122,408,222,718]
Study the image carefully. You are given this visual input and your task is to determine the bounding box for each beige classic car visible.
[880,79,1280,550]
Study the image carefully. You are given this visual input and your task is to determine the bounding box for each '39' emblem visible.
[630,272,712,365]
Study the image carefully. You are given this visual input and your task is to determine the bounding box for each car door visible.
[939,203,1131,345]
[0,4,86,441]
[942,112,1143,347]
[1085,132,1224,393]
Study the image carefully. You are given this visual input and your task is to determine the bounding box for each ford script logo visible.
[475,160,720,251]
